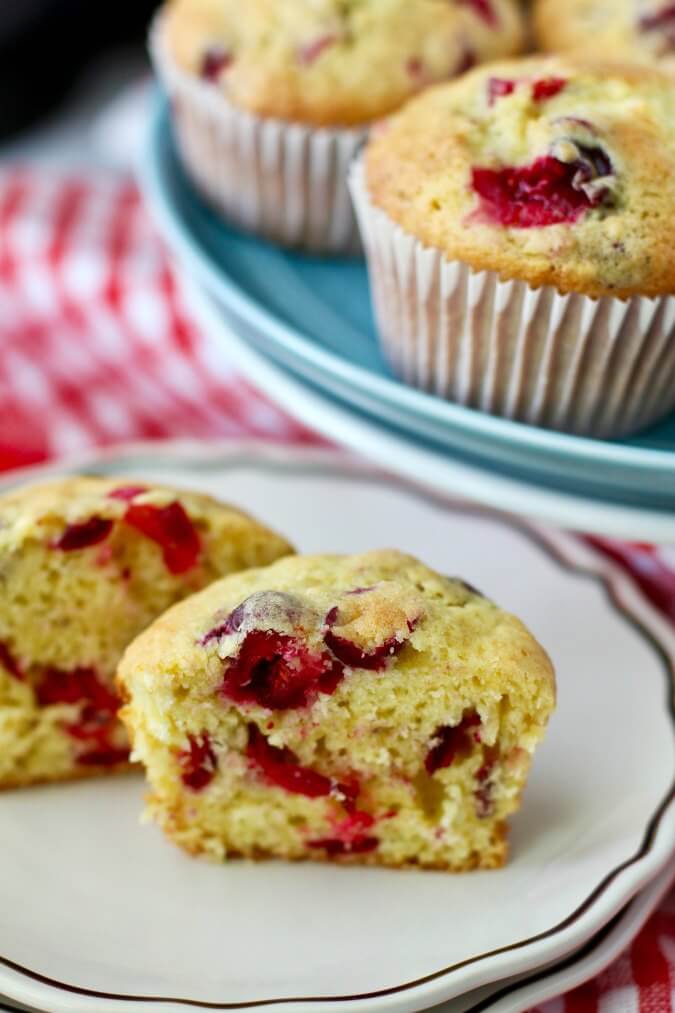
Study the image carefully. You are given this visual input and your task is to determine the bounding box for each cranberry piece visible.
[471,153,609,228]
[52,517,113,551]
[425,712,481,775]
[178,733,218,791]
[124,501,201,575]
[299,34,338,65]
[532,77,567,102]
[200,46,233,81]
[76,745,130,767]
[0,641,23,681]
[246,724,334,798]
[309,836,379,855]
[457,0,497,27]
[406,57,426,83]
[200,592,306,646]
[323,608,414,672]
[66,707,129,767]
[488,77,516,105]
[36,666,120,712]
[221,631,341,710]
[639,4,675,32]
[108,485,146,502]
[475,757,496,818]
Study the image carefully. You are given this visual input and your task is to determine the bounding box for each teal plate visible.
[142,99,675,508]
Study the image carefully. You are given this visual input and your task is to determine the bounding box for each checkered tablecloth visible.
[0,166,672,1013]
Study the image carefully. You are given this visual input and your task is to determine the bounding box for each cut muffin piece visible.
[119,550,555,870]
[0,477,293,789]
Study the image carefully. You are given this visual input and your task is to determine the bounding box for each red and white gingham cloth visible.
[0,166,672,1012]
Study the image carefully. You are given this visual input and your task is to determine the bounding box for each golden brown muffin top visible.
[160,0,525,127]
[364,55,675,298]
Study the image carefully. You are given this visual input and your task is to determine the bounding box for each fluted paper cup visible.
[349,158,675,439]
[151,19,367,255]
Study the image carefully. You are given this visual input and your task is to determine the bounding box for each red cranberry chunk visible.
[200,46,233,81]
[179,733,218,791]
[108,485,146,502]
[0,642,23,681]
[323,608,414,672]
[201,591,307,645]
[66,706,129,767]
[246,724,333,798]
[124,501,201,575]
[488,77,516,105]
[455,46,477,75]
[36,666,120,712]
[222,631,341,709]
[532,77,567,102]
[309,836,379,855]
[425,712,481,775]
[639,4,675,32]
[471,154,609,228]
[52,517,113,551]
[457,0,498,27]
[299,34,338,65]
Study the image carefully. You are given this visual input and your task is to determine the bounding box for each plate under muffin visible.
[0,443,673,1013]
[140,100,675,512]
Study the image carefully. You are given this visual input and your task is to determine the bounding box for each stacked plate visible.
[140,100,675,542]
[0,442,673,1013]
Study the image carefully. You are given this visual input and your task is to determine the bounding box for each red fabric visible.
[0,167,672,1012]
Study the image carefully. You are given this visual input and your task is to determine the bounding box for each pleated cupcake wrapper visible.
[151,20,367,255]
[349,159,675,439]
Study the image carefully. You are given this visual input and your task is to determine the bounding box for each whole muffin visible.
[119,550,555,869]
[534,1,675,70]
[351,55,675,437]
[154,0,525,253]
[0,477,292,789]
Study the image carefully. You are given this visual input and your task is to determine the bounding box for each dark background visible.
[0,0,158,139]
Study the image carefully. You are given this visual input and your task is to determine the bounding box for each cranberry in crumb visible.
[471,154,609,228]
[178,733,218,791]
[221,631,342,709]
[200,47,233,81]
[323,608,414,671]
[299,34,338,65]
[246,724,334,797]
[108,485,146,502]
[200,591,306,645]
[52,517,113,551]
[532,77,567,102]
[123,501,201,575]
[309,835,378,855]
[0,642,23,681]
[36,666,120,711]
[457,0,497,27]
[425,712,481,774]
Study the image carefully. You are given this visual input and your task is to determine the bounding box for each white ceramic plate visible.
[186,282,675,542]
[2,867,673,1013]
[0,443,673,1013]
[435,863,675,1013]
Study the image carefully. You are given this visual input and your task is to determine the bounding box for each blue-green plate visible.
[141,99,675,509]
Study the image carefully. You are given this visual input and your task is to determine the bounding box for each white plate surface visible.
[185,282,675,543]
[0,443,673,1013]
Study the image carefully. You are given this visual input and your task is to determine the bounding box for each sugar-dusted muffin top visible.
[534,1,675,71]
[119,548,555,738]
[161,0,525,127]
[364,55,675,299]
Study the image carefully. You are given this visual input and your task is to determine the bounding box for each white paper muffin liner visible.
[151,20,367,255]
[349,159,675,439]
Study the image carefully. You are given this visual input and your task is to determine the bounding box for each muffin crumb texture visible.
[119,550,555,870]
[0,478,293,789]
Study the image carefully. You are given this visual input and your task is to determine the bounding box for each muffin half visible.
[154,0,525,252]
[0,477,292,788]
[119,550,555,870]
